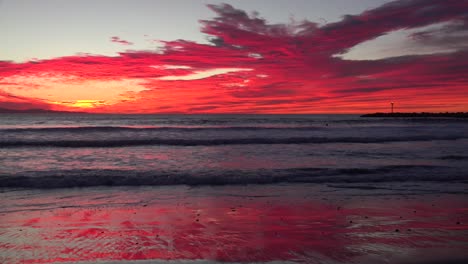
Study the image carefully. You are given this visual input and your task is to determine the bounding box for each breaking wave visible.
[0,125,326,133]
[1,165,466,189]
[1,135,466,148]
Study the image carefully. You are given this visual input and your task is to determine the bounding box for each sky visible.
[0,0,467,113]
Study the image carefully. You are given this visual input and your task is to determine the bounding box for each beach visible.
[1,114,468,263]
[1,184,467,263]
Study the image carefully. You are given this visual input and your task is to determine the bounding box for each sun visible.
[51,100,107,109]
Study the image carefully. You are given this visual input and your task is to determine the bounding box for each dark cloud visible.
[110,36,133,46]
[0,90,52,110]
[409,17,468,50]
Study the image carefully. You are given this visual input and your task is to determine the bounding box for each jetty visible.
[361,112,468,118]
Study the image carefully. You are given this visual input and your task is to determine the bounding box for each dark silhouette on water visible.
[361,112,468,118]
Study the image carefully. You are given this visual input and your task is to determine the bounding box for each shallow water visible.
[0,184,467,263]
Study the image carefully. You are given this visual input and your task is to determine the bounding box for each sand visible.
[0,183,467,263]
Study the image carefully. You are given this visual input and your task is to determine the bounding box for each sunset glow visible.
[1,0,467,113]
[53,100,108,109]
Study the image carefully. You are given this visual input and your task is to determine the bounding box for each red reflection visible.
[0,186,467,263]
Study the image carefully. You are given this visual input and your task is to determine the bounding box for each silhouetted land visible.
[0,108,87,114]
[361,112,468,118]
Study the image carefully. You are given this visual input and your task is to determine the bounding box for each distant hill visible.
[0,108,87,114]
[361,112,468,118]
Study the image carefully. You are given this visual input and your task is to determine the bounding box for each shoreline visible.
[1,184,467,263]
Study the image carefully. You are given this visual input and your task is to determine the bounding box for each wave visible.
[0,125,326,133]
[1,165,466,189]
[438,155,468,160]
[0,135,466,148]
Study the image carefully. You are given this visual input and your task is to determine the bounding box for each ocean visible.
[1,114,467,189]
[1,114,468,263]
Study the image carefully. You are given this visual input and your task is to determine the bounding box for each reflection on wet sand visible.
[0,185,467,263]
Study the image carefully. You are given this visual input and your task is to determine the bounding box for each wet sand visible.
[0,184,467,263]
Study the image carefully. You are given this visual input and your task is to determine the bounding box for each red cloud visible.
[0,0,467,113]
